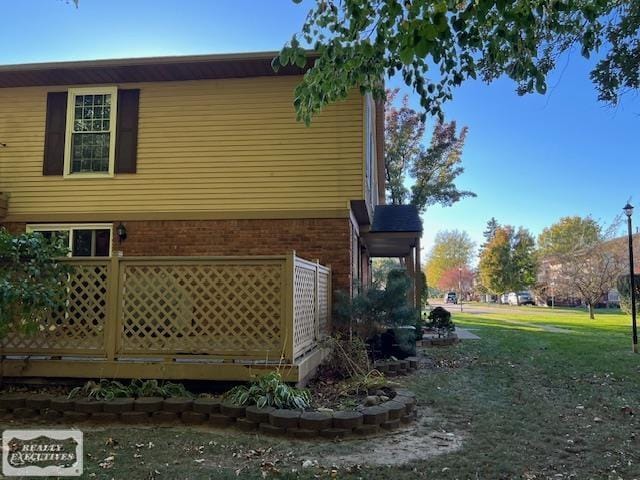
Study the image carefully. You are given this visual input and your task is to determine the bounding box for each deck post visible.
[283,251,296,365]
[314,259,320,341]
[327,265,332,335]
[104,256,120,361]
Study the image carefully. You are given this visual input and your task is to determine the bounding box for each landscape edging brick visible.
[0,387,418,439]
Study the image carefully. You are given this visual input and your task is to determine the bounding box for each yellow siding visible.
[0,76,364,220]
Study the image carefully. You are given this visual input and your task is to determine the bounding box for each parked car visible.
[500,293,509,304]
[508,291,534,305]
[444,292,458,304]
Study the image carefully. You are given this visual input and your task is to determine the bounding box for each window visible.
[64,87,117,177]
[27,224,112,257]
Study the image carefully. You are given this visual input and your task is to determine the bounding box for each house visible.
[536,233,640,308]
[0,52,422,382]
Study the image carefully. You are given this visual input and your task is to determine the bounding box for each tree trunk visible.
[588,303,595,319]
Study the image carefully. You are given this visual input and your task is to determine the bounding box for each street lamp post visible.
[623,203,637,353]
[458,266,463,312]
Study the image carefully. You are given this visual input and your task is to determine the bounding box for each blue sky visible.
[2,0,639,258]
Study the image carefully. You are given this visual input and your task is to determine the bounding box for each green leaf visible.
[414,39,431,57]
[271,56,281,72]
[295,52,307,68]
[399,47,414,65]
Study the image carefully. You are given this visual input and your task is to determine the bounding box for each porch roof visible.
[364,205,422,257]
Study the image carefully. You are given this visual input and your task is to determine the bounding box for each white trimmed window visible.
[27,224,113,257]
[64,87,117,177]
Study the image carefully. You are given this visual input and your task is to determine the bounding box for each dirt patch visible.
[320,407,464,466]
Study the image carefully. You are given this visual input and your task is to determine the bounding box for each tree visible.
[545,219,626,319]
[425,230,475,289]
[278,1,636,124]
[617,274,640,315]
[538,216,601,257]
[437,266,474,295]
[0,229,72,334]
[512,227,538,291]
[478,227,513,295]
[384,89,475,212]
[481,217,500,249]
[384,90,424,206]
[590,2,640,106]
[477,225,537,298]
[371,257,400,286]
[555,241,625,319]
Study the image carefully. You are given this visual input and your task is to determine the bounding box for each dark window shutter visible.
[115,89,140,174]
[43,92,68,176]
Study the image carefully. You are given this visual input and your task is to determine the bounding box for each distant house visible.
[536,233,640,308]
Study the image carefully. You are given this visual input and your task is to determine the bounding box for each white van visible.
[508,291,534,305]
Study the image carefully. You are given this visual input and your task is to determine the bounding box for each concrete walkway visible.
[455,327,481,340]
[423,327,481,341]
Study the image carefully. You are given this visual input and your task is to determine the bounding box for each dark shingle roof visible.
[371,205,422,233]
[0,51,314,88]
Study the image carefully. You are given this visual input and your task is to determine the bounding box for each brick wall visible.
[1,218,354,293]
[119,219,353,292]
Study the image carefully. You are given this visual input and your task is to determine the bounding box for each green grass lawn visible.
[407,306,640,479]
[5,306,640,479]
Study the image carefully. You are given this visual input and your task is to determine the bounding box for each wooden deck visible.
[1,252,331,383]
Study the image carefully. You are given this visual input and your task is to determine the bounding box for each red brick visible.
[119,219,352,292]
[2,217,357,297]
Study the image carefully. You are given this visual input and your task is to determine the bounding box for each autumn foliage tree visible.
[478,227,512,295]
[425,230,475,290]
[537,216,601,257]
[478,225,537,297]
[437,267,474,295]
[384,89,475,212]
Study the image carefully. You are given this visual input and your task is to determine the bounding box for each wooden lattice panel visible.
[2,263,109,354]
[119,262,283,357]
[293,263,316,357]
[318,270,330,335]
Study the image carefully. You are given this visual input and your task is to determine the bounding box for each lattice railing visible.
[1,260,109,354]
[318,266,331,336]
[2,253,330,365]
[293,260,316,358]
[292,257,332,359]
[119,259,284,359]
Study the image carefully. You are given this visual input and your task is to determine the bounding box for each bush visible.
[224,371,311,409]
[68,379,192,400]
[68,380,131,401]
[414,311,428,341]
[333,269,418,339]
[128,379,192,398]
[427,307,455,337]
[0,229,72,334]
